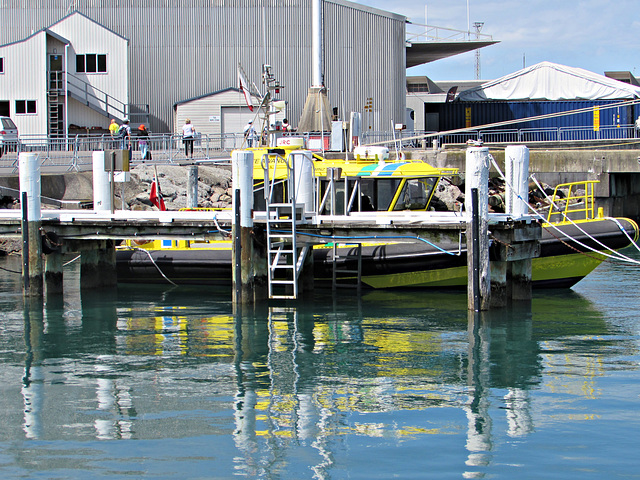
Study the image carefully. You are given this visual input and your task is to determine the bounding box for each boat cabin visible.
[246,146,458,216]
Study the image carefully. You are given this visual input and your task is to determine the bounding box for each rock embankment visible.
[119,164,233,210]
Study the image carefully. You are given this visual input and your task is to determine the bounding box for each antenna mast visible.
[473,22,484,80]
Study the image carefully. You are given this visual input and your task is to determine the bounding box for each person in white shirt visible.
[182,119,196,158]
[243,120,257,147]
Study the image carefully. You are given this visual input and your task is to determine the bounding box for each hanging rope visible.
[127,247,178,286]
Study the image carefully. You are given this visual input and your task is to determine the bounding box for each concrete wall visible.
[421,147,640,221]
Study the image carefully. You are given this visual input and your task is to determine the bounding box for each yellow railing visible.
[546,180,598,223]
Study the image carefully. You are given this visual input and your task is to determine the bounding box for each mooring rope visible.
[489,155,640,266]
[528,174,640,265]
[130,247,178,286]
[63,255,81,266]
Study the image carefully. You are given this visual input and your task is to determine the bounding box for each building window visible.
[407,84,429,93]
[0,58,4,74]
[15,100,36,115]
[76,54,107,73]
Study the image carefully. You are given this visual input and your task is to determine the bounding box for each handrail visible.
[546,180,598,223]
[66,72,129,119]
[406,23,494,43]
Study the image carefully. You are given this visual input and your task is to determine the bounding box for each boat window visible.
[392,178,438,211]
[254,180,285,211]
[318,180,346,214]
[375,179,402,211]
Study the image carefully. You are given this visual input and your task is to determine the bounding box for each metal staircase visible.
[262,152,310,300]
[45,71,151,131]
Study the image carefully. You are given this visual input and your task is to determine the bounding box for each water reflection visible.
[10,266,629,477]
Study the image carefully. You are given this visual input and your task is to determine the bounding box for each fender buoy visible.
[131,239,150,246]
[41,231,60,255]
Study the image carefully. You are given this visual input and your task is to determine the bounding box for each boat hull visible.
[116,218,638,289]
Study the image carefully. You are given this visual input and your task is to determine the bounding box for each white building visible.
[0,12,128,138]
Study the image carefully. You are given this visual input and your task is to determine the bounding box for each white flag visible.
[237,66,254,112]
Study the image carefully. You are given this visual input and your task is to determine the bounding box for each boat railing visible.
[546,180,598,223]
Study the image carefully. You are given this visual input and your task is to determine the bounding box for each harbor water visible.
[0,250,639,479]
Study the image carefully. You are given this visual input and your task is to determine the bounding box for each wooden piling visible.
[44,252,64,295]
[466,146,490,311]
[232,150,267,305]
[19,153,43,297]
[79,240,117,289]
[187,165,198,209]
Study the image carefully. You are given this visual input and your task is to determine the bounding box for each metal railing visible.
[3,123,640,172]
[406,23,494,43]
[66,72,128,120]
[361,124,640,148]
[0,132,249,171]
[546,180,598,223]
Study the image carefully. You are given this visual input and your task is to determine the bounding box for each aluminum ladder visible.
[263,152,310,300]
[331,242,362,293]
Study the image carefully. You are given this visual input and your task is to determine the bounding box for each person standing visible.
[243,120,257,147]
[119,119,132,158]
[109,119,119,136]
[109,119,119,148]
[138,124,150,160]
[182,119,196,158]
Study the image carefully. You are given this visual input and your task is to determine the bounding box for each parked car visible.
[0,116,19,158]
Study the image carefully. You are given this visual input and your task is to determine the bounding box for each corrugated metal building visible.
[174,86,286,149]
[0,0,406,136]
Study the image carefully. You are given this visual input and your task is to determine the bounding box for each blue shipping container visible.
[437,100,634,140]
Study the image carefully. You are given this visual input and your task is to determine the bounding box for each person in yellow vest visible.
[109,119,119,148]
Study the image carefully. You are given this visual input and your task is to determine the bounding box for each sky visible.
[352,0,640,82]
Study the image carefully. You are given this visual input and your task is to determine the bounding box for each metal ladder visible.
[47,72,63,137]
[263,152,310,300]
[331,242,362,293]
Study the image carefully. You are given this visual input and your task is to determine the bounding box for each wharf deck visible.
[0,208,535,244]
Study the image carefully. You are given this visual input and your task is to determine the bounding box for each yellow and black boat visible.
[116,146,638,289]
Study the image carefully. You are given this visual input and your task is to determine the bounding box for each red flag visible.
[149,178,166,211]
[238,66,254,112]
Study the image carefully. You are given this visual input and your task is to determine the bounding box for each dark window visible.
[86,54,97,72]
[15,100,36,114]
[76,53,107,73]
[0,101,10,117]
[0,58,4,74]
[76,55,85,73]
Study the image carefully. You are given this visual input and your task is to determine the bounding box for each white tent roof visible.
[457,61,640,101]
